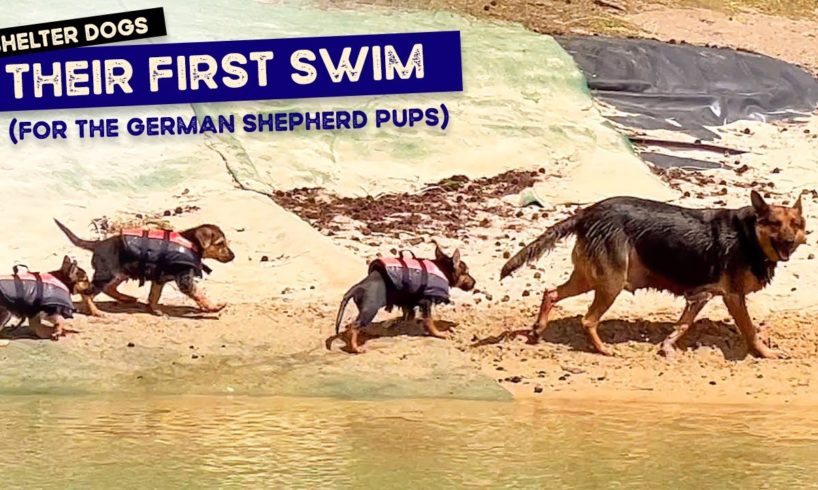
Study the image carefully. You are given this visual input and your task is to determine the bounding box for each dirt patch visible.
[270,169,547,241]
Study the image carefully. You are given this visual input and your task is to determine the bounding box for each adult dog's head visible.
[751,190,807,262]
[187,224,236,263]
[434,243,476,292]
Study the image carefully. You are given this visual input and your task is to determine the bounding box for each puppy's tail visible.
[500,214,579,279]
[335,287,357,335]
[53,219,100,251]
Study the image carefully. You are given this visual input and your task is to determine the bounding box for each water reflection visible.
[1,396,817,488]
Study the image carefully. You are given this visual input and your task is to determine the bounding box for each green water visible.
[2,395,817,488]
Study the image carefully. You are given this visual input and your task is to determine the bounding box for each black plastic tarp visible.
[556,36,818,139]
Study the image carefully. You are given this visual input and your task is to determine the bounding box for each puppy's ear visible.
[452,248,461,266]
[434,241,446,261]
[794,194,803,214]
[194,226,214,250]
[61,255,72,272]
[751,190,769,216]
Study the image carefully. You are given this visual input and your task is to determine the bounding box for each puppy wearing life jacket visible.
[329,244,476,354]
[53,220,235,317]
[0,256,92,340]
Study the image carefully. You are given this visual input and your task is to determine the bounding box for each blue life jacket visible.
[120,229,210,285]
[369,256,450,303]
[0,271,75,318]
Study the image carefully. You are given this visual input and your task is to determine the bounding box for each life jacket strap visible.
[11,265,44,310]
[397,258,410,291]
[32,272,44,309]
[155,229,172,281]
[417,260,429,295]
[138,229,150,287]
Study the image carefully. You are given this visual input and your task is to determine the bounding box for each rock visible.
[260,255,269,262]
[534,385,543,394]
[127,342,134,348]
[502,251,511,259]
[522,290,530,297]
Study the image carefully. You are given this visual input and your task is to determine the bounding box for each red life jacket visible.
[369,257,450,302]
[120,229,210,285]
[0,271,75,318]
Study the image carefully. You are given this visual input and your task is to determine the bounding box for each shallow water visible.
[2,395,818,488]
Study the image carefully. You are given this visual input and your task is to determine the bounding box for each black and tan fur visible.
[53,220,235,317]
[0,256,92,340]
[500,191,806,358]
[328,244,476,354]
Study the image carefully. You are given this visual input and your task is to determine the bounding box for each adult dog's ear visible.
[452,248,461,267]
[61,255,72,271]
[194,226,215,250]
[751,190,769,216]
[794,194,803,214]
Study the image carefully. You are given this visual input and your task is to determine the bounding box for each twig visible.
[628,136,747,155]
[593,0,626,12]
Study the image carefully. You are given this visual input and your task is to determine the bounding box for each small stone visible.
[127,342,134,348]
[163,210,172,216]
[501,295,510,302]
[522,290,530,297]
[534,385,543,394]
[808,254,815,260]
[502,251,511,259]
[533,272,542,279]
[192,354,199,359]
[260,255,269,262]
[709,381,717,386]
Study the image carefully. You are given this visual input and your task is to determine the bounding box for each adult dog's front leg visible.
[723,294,787,359]
[176,272,225,313]
[419,300,448,339]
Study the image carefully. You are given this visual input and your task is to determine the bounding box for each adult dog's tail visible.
[500,215,579,279]
[53,219,100,251]
[334,286,358,335]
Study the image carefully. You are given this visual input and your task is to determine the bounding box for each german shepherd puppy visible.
[0,256,92,340]
[329,244,476,354]
[500,191,806,358]
[54,220,235,317]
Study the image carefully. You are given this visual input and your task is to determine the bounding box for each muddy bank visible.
[0,301,508,401]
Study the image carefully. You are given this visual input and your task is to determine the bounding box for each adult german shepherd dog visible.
[500,191,806,358]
